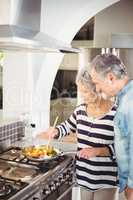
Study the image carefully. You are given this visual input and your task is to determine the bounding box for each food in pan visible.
[22,145,59,159]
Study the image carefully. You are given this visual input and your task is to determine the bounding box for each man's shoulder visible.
[120,90,133,114]
[125,88,133,100]
[118,85,132,111]
[123,81,133,100]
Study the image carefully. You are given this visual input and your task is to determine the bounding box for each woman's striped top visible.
[56,104,118,191]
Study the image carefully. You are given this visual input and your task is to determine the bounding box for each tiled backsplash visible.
[0,121,25,148]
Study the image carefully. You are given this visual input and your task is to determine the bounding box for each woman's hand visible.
[37,127,59,140]
[77,147,100,159]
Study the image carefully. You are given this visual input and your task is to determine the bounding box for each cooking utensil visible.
[47,116,59,149]
[22,145,77,162]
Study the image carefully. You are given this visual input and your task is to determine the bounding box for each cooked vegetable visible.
[23,145,58,158]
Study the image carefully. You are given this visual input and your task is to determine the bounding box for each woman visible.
[38,70,118,200]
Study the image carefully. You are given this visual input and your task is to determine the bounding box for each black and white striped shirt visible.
[56,104,118,191]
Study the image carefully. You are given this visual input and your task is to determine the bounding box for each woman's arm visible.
[37,109,77,140]
[55,111,77,139]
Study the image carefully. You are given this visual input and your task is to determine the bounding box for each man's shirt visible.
[114,80,133,192]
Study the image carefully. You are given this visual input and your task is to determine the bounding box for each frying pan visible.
[22,145,76,162]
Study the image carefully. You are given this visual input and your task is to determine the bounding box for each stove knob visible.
[68,180,73,185]
[66,173,70,179]
[58,174,65,182]
[54,180,60,187]
[67,168,73,173]
[67,168,71,172]
[63,172,67,178]
[58,174,63,179]
[43,188,51,195]
[61,178,66,182]
[49,182,56,191]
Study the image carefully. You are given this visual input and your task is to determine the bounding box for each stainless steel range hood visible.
[0,0,79,53]
[93,0,133,49]
[110,33,133,48]
[94,33,133,48]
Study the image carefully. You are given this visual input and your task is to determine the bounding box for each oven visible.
[40,161,74,200]
[24,159,74,200]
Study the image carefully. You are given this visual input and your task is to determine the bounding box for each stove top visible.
[0,147,68,173]
[0,176,28,200]
[0,147,74,200]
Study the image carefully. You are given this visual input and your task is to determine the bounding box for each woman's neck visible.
[86,98,113,118]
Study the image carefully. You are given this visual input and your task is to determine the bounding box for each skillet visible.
[22,145,76,161]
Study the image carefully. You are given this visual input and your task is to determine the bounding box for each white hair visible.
[76,69,96,92]
[91,54,127,79]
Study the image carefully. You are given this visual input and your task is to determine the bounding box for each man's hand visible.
[77,146,110,159]
[77,147,100,159]
[125,186,133,200]
[37,127,58,140]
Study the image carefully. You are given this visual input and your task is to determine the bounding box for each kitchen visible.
[0,0,133,199]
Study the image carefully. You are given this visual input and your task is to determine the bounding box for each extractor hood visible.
[94,33,133,48]
[0,0,79,53]
[93,0,133,48]
[110,33,133,48]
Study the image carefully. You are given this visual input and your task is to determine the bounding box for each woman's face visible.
[77,82,98,104]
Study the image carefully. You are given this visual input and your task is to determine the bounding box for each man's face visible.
[90,68,117,97]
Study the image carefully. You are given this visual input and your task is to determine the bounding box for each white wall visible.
[0,56,4,87]
[3,0,119,132]
[94,0,133,47]
[3,53,33,118]
[0,69,2,87]
[60,41,94,70]
[60,53,78,70]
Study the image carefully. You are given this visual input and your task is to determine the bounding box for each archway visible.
[31,0,120,131]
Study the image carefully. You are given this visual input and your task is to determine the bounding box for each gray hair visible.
[91,54,127,79]
[76,69,96,92]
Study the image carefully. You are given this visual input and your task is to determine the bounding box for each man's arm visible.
[123,105,133,199]
[127,104,133,189]
[77,145,114,159]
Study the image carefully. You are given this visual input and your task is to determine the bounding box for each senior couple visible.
[38,54,133,200]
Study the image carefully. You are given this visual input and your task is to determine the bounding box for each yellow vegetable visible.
[23,145,57,158]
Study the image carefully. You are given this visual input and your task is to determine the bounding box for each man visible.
[90,53,133,200]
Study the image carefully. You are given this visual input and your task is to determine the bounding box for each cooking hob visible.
[0,147,74,200]
[0,176,28,200]
[0,147,68,173]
